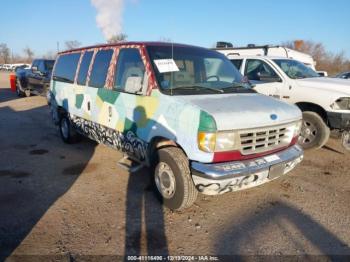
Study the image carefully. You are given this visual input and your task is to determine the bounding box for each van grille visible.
[239,124,294,155]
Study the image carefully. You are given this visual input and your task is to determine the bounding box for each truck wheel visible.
[59,116,81,144]
[154,147,198,210]
[16,79,25,97]
[24,89,31,97]
[298,111,330,149]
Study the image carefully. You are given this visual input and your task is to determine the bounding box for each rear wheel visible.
[59,116,81,144]
[154,147,198,211]
[298,111,330,149]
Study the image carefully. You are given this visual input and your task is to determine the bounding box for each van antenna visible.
[171,41,174,96]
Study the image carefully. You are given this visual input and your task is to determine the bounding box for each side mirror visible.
[258,72,281,83]
[31,66,38,73]
[124,76,143,94]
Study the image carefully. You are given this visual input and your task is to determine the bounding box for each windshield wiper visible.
[171,85,224,93]
[222,82,252,89]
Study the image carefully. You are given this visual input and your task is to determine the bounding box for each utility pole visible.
[57,41,60,53]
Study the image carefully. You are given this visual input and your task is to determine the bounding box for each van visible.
[49,42,303,210]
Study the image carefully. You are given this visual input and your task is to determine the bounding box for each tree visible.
[283,40,350,75]
[23,47,34,63]
[43,50,57,60]
[107,33,128,44]
[65,40,82,50]
[0,43,11,63]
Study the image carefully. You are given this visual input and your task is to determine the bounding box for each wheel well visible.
[149,137,188,160]
[295,102,328,123]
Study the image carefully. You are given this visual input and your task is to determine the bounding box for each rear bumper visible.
[191,145,303,195]
[327,111,350,131]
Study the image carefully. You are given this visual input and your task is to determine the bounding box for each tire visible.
[154,147,198,211]
[16,79,25,97]
[298,111,330,150]
[59,115,81,144]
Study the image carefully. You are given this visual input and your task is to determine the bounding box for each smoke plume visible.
[91,0,124,40]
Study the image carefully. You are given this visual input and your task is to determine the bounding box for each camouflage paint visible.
[51,44,216,163]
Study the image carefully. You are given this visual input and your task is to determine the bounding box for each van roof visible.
[58,41,205,55]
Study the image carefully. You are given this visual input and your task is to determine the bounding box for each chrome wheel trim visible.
[341,132,350,150]
[155,162,176,199]
[299,120,318,145]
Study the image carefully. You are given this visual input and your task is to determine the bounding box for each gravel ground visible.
[0,71,349,260]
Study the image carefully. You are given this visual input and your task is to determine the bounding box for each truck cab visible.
[225,55,350,150]
[16,59,55,97]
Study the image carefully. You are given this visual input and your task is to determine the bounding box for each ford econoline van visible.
[48,42,303,210]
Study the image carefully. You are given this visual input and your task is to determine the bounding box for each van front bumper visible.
[191,145,303,195]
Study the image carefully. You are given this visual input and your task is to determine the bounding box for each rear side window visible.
[77,51,93,86]
[231,59,243,70]
[53,53,81,83]
[89,49,113,88]
[114,48,145,91]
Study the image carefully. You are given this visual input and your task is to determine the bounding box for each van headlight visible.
[293,120,303,137]
[198,131,240,152]
[331,97,350,110]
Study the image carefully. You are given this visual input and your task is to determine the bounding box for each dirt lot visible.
[0,71,349,260]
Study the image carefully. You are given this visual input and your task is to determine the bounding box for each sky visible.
[1,0,349,58]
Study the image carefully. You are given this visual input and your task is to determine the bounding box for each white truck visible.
[215,42,317,69]
[215,52,350,150]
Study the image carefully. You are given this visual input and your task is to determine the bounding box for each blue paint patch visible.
[270,114,277,120]
[62,99,69,111]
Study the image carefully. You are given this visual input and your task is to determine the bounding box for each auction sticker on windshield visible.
[154,59,179,73]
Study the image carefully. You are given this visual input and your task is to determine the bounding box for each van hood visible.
[296,77,350,94]
[178,93,301,130]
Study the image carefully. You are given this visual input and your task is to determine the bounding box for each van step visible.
[117,155,144,173]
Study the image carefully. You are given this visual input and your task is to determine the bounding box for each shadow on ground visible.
[0,88,21,103]
[215,201,350,258]
[0,90,97,260]
[124,167,168,255]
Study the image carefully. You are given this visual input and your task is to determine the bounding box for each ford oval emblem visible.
[270,114,278,120]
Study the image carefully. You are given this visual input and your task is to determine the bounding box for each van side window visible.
[245,59,279,81]
[77,51,93,86]
[53,53,81,83]
[230,59,243,70]
[114,48,145,93]
[89,49,113,88]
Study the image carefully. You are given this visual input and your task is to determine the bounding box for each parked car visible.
[15,59,55,97]
[335,72,350,80]
[2,64,11,71]
[48,42,303,210]
[218,54,350,150]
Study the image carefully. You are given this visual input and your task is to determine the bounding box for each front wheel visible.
[298,111,330,149]
[16,79,25,97]
[154,147,198,210]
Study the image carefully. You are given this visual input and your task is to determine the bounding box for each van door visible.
[111,47,149,161]
[244,59,285,99]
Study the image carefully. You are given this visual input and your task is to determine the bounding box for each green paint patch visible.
[75,94,84,109]
[198,111,217,132]
[97,88,119,104]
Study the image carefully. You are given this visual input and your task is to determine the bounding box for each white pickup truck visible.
[217,54,350,150]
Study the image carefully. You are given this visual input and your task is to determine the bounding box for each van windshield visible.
[273,59,319,79]
[147,45,254,95]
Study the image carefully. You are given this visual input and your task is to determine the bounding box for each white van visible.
[49,42,303,210]
[220,54,350,150]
